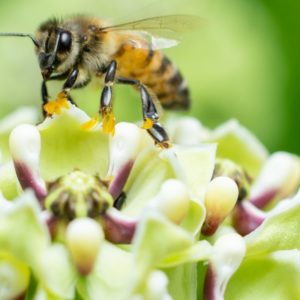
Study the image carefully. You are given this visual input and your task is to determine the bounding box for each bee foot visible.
[43,92,70,115]
[141,118,154,129]
[81,115,100,131]
[102,111,116,135]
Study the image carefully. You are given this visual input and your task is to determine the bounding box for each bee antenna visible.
[0,33,40,48]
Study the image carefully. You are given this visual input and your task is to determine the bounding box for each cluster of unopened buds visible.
[0,103,299,300]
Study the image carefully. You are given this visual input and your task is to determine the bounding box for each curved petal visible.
[226,250,300,300]
[246,190,300,256]
[37,106,109,181]
[204,119,268,178]
[0,107,39,163]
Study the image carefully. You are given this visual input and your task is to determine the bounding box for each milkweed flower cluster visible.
[0,104,299,300]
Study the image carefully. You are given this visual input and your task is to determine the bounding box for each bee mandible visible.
[0,15,201,147]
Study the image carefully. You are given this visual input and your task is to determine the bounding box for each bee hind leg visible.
[116,77,170,148]
[99,60,170,147]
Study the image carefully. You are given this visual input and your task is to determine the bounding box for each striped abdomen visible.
[113,44,190,110]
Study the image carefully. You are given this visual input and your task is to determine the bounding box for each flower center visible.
[45,171,113,220]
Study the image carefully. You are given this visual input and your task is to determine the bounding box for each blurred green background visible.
[0,0,298,154]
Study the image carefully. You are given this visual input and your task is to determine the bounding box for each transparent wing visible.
[101,15,203,50]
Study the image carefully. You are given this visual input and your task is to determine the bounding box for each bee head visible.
[35,19,73,79]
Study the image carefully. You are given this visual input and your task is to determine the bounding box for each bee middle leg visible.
[100,60,170,147]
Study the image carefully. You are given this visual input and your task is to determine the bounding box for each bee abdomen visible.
[114,46,190,110]
[147,55,190,110]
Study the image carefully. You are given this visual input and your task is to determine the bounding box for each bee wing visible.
[101,15,202,50]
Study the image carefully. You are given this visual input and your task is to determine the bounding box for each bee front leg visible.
[116,77,170,148]
[62,67,79,96]
[41,80,49,117]
[42,69,79,116]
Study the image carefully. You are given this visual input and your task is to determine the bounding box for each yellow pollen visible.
[43,91,70,115]
[81,115,100,131]
[142,118,154,129]
[102,110,116,135]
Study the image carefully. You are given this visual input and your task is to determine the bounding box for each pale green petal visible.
[0,107,39,163]
[161,240,212,268]
[165,264,198,300]
[165,144,216,199]
[204,119,268,177]
[226,250,300,300]
[0,252,30,300]
[38,107,108,181]
[134,270,172,300]
[0,161,20,200]
[76,242,133,300]
[0,191,49,269]
[181,199,205,235]
[123,145,214,234]
[246,190,300,256]
[131,211,194,292]
[37,245,77,300]
[123,149,177,216]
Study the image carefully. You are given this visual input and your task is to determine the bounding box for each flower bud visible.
[9,124,47,202]
[213,159,251,201]
[151,179,190,224]
[250,152,300,208]
[202,177,239,236]
[66,218,104,275]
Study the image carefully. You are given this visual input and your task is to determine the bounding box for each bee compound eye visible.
[58,31,72,52]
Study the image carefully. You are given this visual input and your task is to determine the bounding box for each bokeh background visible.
[0,0,298,154]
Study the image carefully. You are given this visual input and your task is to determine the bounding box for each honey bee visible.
[0,15,201,147]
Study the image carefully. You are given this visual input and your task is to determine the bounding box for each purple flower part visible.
[13,161,47,204]
[109,160,134,200]
[101,208,137,244]
[232,201,266,236]
[203,264,217,300]
[249,189,278,209]
[201,216,222,236]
